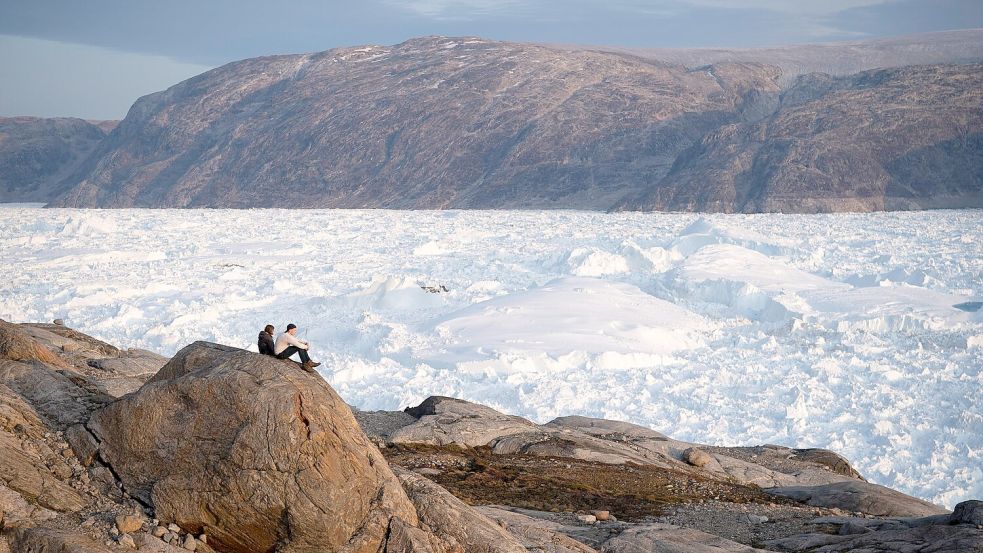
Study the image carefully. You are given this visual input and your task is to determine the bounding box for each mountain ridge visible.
[5,33,980,212]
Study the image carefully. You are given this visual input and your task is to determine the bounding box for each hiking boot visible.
[301,360,321,373]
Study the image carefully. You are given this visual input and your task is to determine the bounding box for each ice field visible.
[1,205,981,508]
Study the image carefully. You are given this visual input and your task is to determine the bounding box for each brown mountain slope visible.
[0,117,109,202]
[48,37,983,212]
[50,37,781,209]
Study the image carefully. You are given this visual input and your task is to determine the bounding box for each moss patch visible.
[383,444,783,521]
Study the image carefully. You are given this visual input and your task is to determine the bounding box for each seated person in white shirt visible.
[274,323,321,372]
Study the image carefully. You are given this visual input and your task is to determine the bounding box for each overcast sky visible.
[1,0,981,120]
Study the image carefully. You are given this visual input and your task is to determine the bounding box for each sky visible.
[1,0,982,120]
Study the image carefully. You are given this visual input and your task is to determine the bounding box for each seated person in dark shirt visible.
[257,324,276,356]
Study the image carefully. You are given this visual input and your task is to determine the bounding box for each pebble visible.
[162,532,175,542]
[591,510,610,521]
[167,523,181,533]
[153,526,168,538]
[118,534,136,549]
[576,514,597,524]
[182,535,197,551]
[198,534,208,544]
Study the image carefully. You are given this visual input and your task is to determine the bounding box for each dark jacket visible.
[258,331,275,356]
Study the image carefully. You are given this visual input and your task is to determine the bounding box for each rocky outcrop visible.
[362,396,956,530]
[764,506,983,552]
[87,341,422,553]
[1,324,979,553]
[766,481,949,518]
[0,117,109,203]
[0,322,167,552]
[365,396,865,491]
[389,396,538,447]
[394,467,527,553]
[43,36,983,212]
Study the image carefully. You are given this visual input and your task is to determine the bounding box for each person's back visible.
[258,325,276,356]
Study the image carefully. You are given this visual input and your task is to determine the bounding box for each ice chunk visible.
[430,277,707,360]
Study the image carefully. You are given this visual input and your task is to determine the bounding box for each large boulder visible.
[87,342,421,553]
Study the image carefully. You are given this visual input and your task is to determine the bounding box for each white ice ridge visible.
[0,206,980,509]
[429,276,706,361]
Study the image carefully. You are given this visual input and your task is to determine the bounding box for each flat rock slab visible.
[765,523,983,552]
[766,480,948,517]
[601,523,770,552]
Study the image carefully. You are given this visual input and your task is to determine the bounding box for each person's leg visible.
[276,346,299,360]
[297,348,311,363]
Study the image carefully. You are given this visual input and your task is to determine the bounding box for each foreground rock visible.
[765,509,983,552]
[359,396,974,551]
[360,396,881,492]
[1,324,979,553]
[88,342,422,552]
[0,322,183,553]
[394,467,527,552]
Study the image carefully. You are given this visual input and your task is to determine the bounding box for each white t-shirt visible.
[274,332,309,355]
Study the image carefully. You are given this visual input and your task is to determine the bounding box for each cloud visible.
[677,0,900,16]
[387,0,901,20]
[387,0,527,20]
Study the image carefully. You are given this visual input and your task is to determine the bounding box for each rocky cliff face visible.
[0,34,962,212]
[0,117,109,203]
[51,37,783,210]
[46,36,983,212]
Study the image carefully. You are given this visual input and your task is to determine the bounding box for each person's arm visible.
[284,333,309,350]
